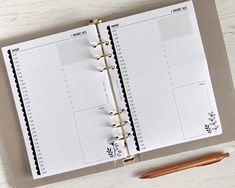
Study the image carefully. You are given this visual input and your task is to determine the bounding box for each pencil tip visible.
[223,153,230,158]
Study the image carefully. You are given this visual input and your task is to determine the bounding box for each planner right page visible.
[99,0,222,154]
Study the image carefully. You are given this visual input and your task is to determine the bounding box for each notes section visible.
[173,82,213,139]
[73,105,124,164]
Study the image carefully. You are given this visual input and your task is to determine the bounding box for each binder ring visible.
[98,66,115,72]
[122,155,135,162]
[96,53,112,60]
[109,109,126,116]
[89,18,102,25]
[92,41,109,48]
[112,121,128,128]
[115,133,132,141]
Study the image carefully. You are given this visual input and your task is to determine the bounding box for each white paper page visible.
[99,1,222,154]
[2,26,125,179]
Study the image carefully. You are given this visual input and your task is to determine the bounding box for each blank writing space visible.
[74,106,111,164]
[56,38,90,66]
[157,13,193,42]
[173,82,211,139]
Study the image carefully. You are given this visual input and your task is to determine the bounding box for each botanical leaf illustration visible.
[205,111,219,134]
[208,112,216,117]
[106,136,122,158]
[107,147,114,158]
[212,125,219,131]
[205,124,212,134]
[108,137,115,146]
[208,117,215,121]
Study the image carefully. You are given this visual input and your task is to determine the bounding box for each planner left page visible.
[1,25,126,179]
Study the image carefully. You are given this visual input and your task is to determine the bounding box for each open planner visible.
[1,1,223,179]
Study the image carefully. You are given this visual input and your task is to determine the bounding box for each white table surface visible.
[0,0,235,187]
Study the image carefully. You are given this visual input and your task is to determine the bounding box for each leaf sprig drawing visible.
[205,111,219,134]
[106,137,122,158]
[107,148,114,158]
[205,124,212,134]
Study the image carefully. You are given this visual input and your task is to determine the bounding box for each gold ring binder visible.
[98,66,115,72]
[115,133,131,141]
[122,155,135,162]
[96,53,112,60]
[89,18,102,25]
[109,109,126,116]
[92,41,109,48]
[112,121,128,128]
[91,18,135,162]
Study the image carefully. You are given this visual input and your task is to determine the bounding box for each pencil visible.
[139,152,230,179]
